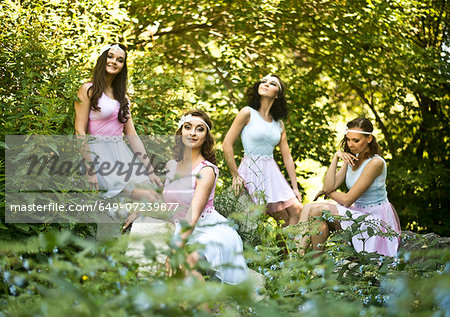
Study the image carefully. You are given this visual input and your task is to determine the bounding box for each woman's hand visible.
[232,174,245,196]
[293,188,303,203]
[313,190,326,201]
[122,212,139,232]
[335,151,358,167]
[148,173,163,188]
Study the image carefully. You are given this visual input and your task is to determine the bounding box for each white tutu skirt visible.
[238,155,297,213]
[174,209,248,285]
[89,136,151,198]
[337,201,401,257]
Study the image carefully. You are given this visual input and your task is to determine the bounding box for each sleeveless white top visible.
[240,107,283,157]
[346,155,388,207]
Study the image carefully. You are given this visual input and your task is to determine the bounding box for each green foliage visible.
[388,159,450,235]
[0,230,251,316]
[218,190,450,315]
[1,197,449,316]
[241,201,449,316]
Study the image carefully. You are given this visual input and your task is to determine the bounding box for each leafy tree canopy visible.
[1,0,449,235]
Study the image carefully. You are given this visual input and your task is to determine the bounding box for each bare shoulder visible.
[199,165,216,178]
[78,82,92,98]
[365,157,385,174]
[198,165,216,181]
[239,106,251,114]
[165,159,177,170]
[226,107,250,128]
[236,106,251,120]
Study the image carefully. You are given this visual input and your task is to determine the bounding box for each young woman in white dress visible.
[223,75,303,226]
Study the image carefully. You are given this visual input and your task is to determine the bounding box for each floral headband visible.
[178,114,211,130]
[262,74,283,91]
[345,128,372,135]
[99,44,124,56]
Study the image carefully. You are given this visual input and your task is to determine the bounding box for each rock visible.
[248,269,266,302]
[126,217,174,273]
[399,230,450,252]
[96,204,129,241]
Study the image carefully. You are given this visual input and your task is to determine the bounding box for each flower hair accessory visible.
[345,128,372,135]
[178,114,211,130]
[262,74,282,91]
[99,44,124,56]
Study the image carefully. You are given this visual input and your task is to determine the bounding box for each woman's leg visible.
[268,209,290,226]
[285,199,303,225]
[130,188,159,202]
[295,203,314,254]
[121,189,160,230]
[269,199,303,227]
[309,203,339,253]
[295,203,338,254]
[165,251,204,281]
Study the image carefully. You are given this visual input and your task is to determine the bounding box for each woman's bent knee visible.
[310,204,330,217]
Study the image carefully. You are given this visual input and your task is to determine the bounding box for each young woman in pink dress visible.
[300,117,401,257]
[162,109,248,284]
[124,109,248,283]
[223,75,303,226]
[74,43,161,202]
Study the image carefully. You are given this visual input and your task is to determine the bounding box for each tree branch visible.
[133,15,223,48]
[156,23,215,37]
[349,82,396,157]
[432,0,446,48]
[181,34,237,106]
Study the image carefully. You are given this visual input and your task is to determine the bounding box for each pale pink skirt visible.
[89,136,151,198]
[336,201,401,257]
[238,155,297,213]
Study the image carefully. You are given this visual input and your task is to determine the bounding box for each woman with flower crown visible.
[125,109,248,284]
[298,117,401,256]
[74,43,161,204]
[223,75,303,226]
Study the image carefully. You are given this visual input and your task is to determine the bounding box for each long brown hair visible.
[88,43,129,124]
[339,117,380,160]
[173,109,216,165]
[246,74,288,121]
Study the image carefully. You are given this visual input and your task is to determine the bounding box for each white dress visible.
[164,160,248,284]
[238,106,297,213]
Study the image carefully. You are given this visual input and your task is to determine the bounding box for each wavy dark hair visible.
[246,74,288,121]
[88,43,130,124]
[173,109,216,165]
[339,117,380,160]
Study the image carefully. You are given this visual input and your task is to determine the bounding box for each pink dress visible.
[87,93,149,198]
[163,160,248,284]
[336,155,401,257]
[238,106,297,213]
